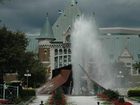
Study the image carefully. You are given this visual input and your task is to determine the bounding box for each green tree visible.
[0,27,28,73]
[133,62,140,75]
[0,27,46,87]
[133,62,140,69]
[21,52,46,87]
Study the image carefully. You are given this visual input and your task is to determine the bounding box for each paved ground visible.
[125,98,140,105]
[29,95,101,105]
[29,95,49,105]
[28,95,140,105]
[67,96,103,105]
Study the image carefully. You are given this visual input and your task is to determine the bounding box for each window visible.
[126,63,131,66]
[66,35,70,42]
[55,49,58,55]
[138,54,140,59]
[59,56,63,67]
[59,49,62,55]
[64,49,67,54]
[63,56,67,62]
[63,56,67,66]
[59,56,62,63]
[68,49,71,54]
[68,55,71,62]
[55,57,58,68]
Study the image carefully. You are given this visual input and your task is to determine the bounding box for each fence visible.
[0,84,19,100]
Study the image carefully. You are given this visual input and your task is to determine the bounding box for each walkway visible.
[28,95,140,105]
[67,96,101,105]
[125,98,140,105]
[29,95,49,105]
[29,95,101,105]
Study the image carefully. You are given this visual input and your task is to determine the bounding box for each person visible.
[97,101,100,105]
[40,101,44,105]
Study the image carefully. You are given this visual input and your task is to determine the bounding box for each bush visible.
[20,88,36,97]
[128,89,140,97]
[104,89,119,100]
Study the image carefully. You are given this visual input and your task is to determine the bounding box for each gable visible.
[52,2,81,42]
[120,48,132,58]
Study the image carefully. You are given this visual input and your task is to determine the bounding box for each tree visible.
[0,27,28,73]
[20,52,46,87]
[133,62,140,69]
[0,27,46,87]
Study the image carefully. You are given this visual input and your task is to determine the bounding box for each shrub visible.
[20,88,36,97]
[104,89,119,100]
[128,89,140,97]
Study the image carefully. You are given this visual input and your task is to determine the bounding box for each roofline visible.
[36,37,56,40]
[99,27,140,34]
[100,27,140,30]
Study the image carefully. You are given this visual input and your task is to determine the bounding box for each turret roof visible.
[39,14,54,39]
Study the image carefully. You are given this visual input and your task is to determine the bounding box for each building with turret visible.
[26,0,140,87]
[36,0,81,76]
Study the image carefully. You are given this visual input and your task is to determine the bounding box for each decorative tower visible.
[37,13,55,67]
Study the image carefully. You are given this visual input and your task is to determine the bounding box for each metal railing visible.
[0,84,19,100]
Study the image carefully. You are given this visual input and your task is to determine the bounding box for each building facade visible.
[27,0,140,87]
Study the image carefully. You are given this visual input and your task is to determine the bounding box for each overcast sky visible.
[0,0,140,34]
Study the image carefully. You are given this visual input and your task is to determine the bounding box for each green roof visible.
[52,0,81,42]
[39,14,54,39]
[26,35,38,53]
[100,35,140,62]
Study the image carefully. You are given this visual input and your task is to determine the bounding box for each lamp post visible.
[117,71,124,78]
[117,71,124,88]
[24,70,31,88]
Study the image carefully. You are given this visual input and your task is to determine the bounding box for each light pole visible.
[117,71,124,88]
[24,70,31,88]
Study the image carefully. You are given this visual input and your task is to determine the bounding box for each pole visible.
[27,76,28,88]
[3,83,5,99]
[17,86,19,98]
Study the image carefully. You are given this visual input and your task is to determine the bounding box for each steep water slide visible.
[37,65,72,94]
[79,64,106,93]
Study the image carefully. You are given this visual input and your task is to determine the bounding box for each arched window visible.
[64,49,67,54]
[55,49,58,55]
[68,49,71,54]
[55,57,58,68]
[59,49,63,55]
[65,35,70,42]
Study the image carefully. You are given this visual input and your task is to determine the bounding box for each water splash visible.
[71,15,114,95]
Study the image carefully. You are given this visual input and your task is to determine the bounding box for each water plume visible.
[71,15,114,95]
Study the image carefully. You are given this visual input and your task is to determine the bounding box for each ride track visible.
[79,64,107,92]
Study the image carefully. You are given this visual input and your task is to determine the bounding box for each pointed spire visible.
[39,13,54,40]
[70,0,78,6]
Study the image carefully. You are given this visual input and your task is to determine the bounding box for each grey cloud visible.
[0,0,140,33]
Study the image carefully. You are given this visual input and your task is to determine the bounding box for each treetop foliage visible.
[0,26,46,87]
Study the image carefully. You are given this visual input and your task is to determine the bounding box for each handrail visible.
[79,64,106,91]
